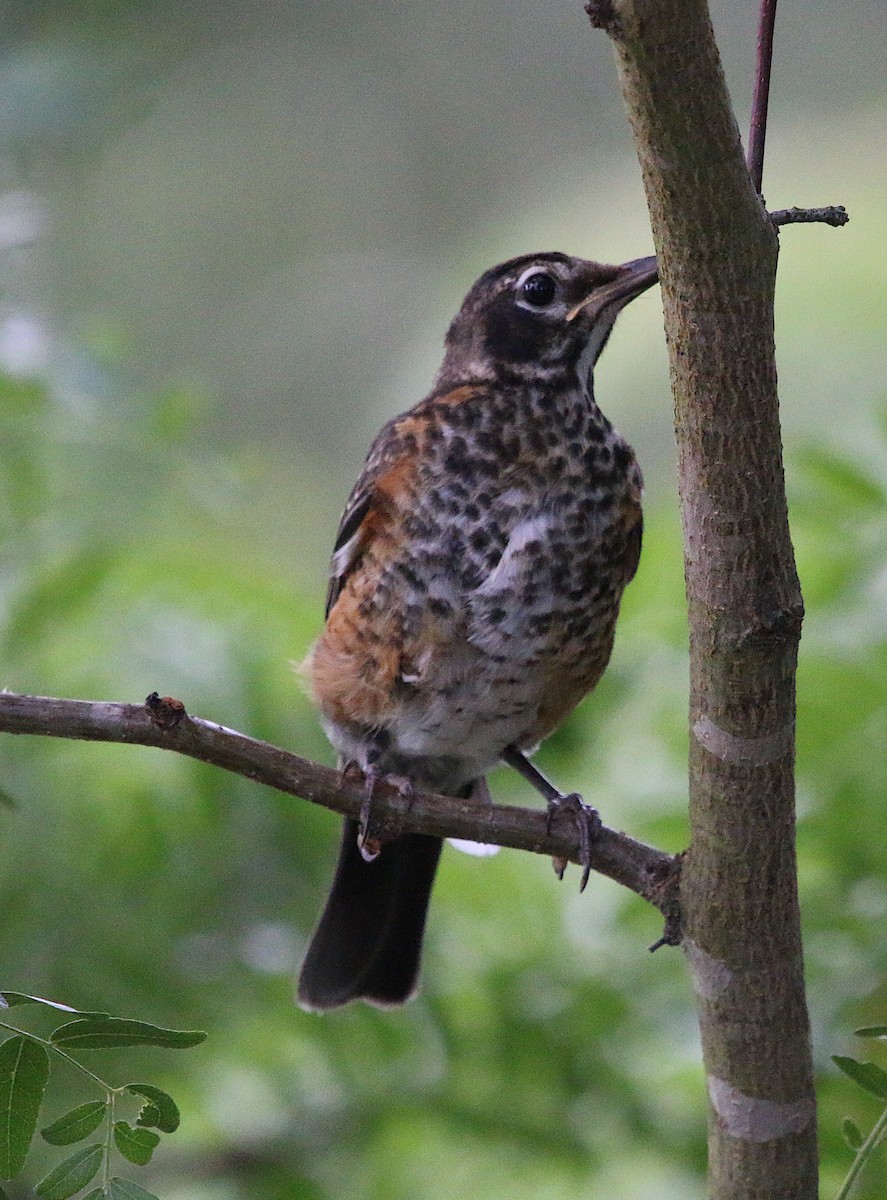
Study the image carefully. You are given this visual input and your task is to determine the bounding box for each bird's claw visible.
[546,792,601,892]
[357,772,383,862]
[343,763,414,862]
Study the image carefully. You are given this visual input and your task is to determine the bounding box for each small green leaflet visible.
[0,1035,50,1178]
[108,1177,161,1200]
[841,1117,864,1150]
[125,1083,180,1132]
[113,1121,160,1166]
[855,1025,887,1039]
[833,1055,887,1099]
[35,1142,103,1199]
[41,1101,107,1145]
[50,1018,206,1051]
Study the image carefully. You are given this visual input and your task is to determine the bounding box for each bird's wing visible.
[324,384,489,617]
[617,496,643,587]
[324,417,413,618]
[325,482,374,618]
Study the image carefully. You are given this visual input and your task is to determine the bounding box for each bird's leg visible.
[501,746,601,892]
[357,764,383,862]
[340,761,414,862]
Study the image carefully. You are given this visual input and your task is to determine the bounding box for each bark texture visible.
[594,1,816,1196]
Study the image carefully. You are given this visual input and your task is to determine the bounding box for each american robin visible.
[297,250,658,1011]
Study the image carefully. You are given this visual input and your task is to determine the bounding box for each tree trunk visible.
[592,1,817,1195]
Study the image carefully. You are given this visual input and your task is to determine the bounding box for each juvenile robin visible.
[298,250,659,1011]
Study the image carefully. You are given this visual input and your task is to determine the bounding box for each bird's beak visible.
[566,255,659,322]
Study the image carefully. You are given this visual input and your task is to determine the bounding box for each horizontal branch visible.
[0,691,679,920]
[770,205,849,228]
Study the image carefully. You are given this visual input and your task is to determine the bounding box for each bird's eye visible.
[519,272,557,308]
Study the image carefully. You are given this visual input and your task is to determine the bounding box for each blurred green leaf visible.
[125,1084,180,1132]
[50,1019,206,1051]
[34,1143,103,1199]
[0,1035,50,1178]
[6,544,120,648]
[41,1101,108,1146]
[149,385,205,441]
[795,447,885,509]
[855,1026,887,1039]
[113,1121,160,1166]
[833,1056,887,1099]
[108,1178,161,1200]
[841,1117,864,1149]
[0,376,48,416]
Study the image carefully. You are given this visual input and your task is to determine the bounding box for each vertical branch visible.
[747,0,778,193]
[587,0,816,1197]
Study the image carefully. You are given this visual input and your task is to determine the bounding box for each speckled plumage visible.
[299,250,657,1010]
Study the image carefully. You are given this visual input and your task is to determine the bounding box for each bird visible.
[297,250,659,1011]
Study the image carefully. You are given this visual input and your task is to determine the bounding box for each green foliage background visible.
[0,2,886,1197]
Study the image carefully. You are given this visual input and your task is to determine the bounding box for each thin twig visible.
[770,205,849,228]
[748,0,778,193]
[0,691,678,914]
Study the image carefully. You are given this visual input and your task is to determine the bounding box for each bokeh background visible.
[1,2,886,1197]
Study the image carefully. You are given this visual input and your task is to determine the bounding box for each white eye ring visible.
[515,266,558,309]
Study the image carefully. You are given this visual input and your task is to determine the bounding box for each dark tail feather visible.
[297,818,443,1011]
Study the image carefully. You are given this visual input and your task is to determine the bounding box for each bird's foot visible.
[546,792,602,893]
[341,762,414,862]
[501,746,601,892]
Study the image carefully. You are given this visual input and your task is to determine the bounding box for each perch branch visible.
[0,691,679,921]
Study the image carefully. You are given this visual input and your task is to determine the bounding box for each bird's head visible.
[438,251,659,386]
